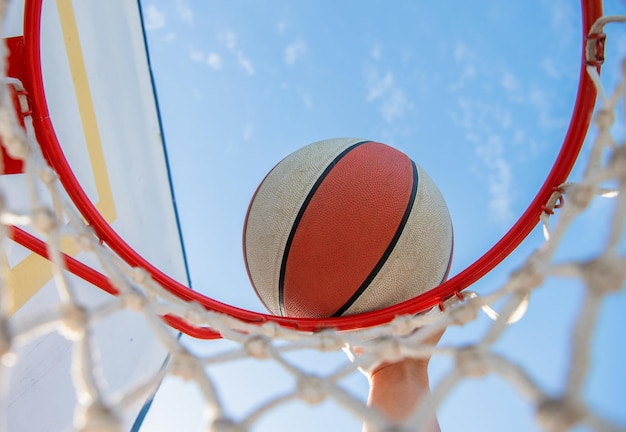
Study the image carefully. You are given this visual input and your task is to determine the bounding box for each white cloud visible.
[380,88,409,124]
[528,86,566,130]
[540,57,561,79]
[366,70,394,101]
[365,69,411,123]
[302,94,313,108]
[451,97,471,130]
[189,48,204,63]
[285,39,307,66]
[454,97,513,136]
[219,31,237,51]
[297,88,313,108]
[498,71,524,104]
[144,5,165,31]
[237,52,255,76]
[243,124,254,141]
[218,30,255,76]
[189,48,222,71]
[276,21,287,36]
[543,0,577,48]
[476,135,515,226]
[207,53,222,70]
[163,32,176,43]
[176,0,193,25]
[449,64,476,91]
[500,110,512,130]
[454,42,475,63]
[452,98,516,227]
[513,129,525,145]
[370,42,383,61]
[550,0,576,34]
[501,72,520,93]
[448,42,478,91]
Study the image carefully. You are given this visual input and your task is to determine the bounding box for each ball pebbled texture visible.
[243,138,453,318]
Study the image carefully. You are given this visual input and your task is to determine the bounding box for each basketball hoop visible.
[2,1,625,431]
[7,0,605,336]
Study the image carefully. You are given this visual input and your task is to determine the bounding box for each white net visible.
[0,4,625,432]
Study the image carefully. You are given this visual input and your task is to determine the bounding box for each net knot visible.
[39,166,58,185]
[243,335,272,359]
[316,330,344,352]
[76,400,122,432]
[568,184,596,211]
[131,267,150,284]
[510,263,544,294]
[210,417,244,432]
[59,304,88,340]
[447,293,480,325]
[585,31,605,69]
[170,349,202,381]
[541,191,564,214]
[449,301,479,326]
[122,291,147,312]
[1,129,29,161]
[296,374,327,405]
[390,315,419,335]
[581,256,626,296]
[32,206,57,234]
[75,229,97,252]
[259,321,281,338]
[374,336,407,365]
[180,302,211,327]
[536,397,585,431]
[455,346,489,377]
[593,106,615,132]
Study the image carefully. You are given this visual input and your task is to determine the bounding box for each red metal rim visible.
[13,0,603,338]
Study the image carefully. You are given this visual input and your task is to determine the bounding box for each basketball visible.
[243,138,453,318]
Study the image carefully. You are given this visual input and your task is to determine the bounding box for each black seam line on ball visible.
[331,160,419,317]
[278,140,370,316]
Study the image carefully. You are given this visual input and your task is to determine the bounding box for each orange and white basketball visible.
[243,138,453,318]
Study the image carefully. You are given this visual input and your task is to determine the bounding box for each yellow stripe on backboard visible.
[55,0,116,222]
[8,0,118,314]
[8,238,81,312]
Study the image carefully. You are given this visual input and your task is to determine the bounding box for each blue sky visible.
[137,1,626,431]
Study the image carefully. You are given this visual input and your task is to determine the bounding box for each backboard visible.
[2,0,189,430]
